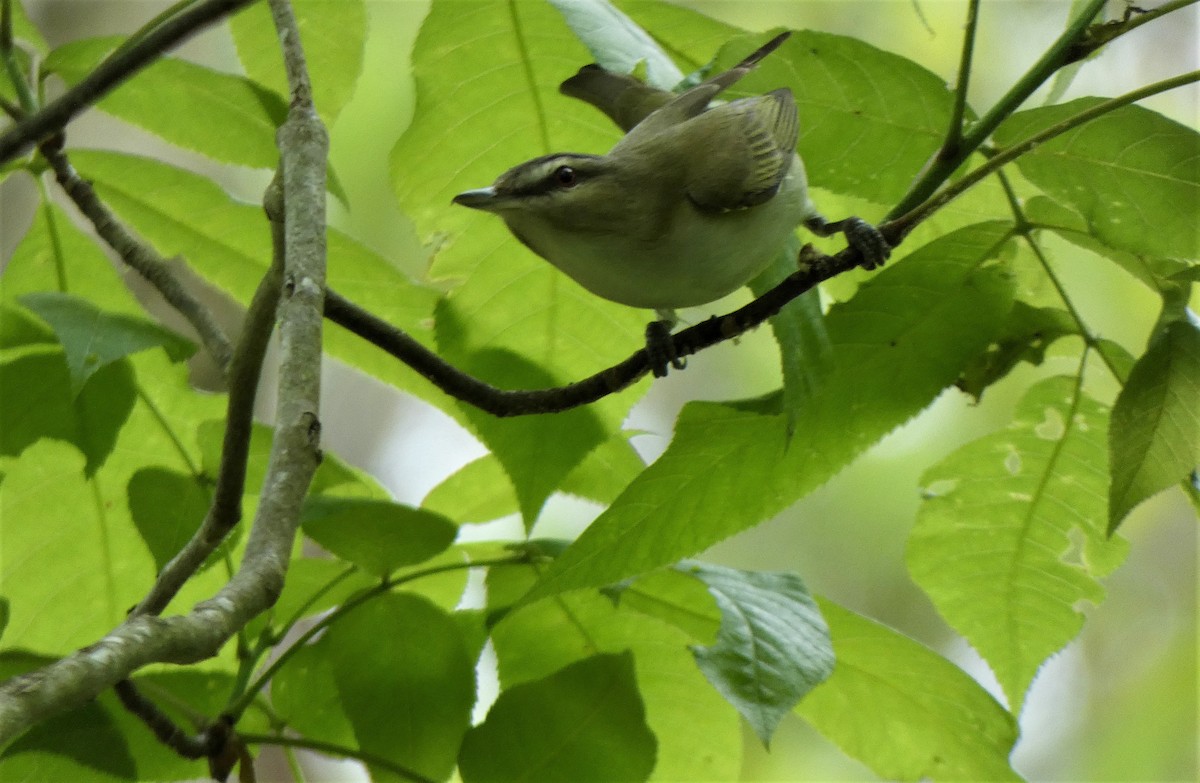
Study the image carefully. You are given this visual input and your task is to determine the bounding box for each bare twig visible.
[132,244,281,617]
[113,679,216,759]
[40,137,235,370]
[0,0,258,163]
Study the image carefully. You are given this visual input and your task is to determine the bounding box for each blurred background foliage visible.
[1,1,1195,780]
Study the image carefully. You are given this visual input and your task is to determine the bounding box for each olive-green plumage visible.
[453,33,832,313]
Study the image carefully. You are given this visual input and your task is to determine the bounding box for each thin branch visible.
[889,0,1109,218]
[132,248,282,617]
[324,245,865,416]
[1065,0,1200,61]
[113,679,216,760]
[939,0,980,160]
[0,0,258,163]
[40,138,235,370]
[891,69,1200,234]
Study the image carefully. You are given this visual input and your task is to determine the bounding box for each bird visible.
[453,31,889,375]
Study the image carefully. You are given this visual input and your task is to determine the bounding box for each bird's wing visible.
[683,88,799,212]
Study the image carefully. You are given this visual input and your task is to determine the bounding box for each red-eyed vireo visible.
[453,31,889,375]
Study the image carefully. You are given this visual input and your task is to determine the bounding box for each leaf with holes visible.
[908,375,1128,712]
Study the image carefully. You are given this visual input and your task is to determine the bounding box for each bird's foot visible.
[645,319,686,378]
[805,214,892,270]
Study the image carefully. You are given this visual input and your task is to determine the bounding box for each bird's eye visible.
[554,166,577,187]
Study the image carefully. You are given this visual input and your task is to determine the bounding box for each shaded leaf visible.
[302,497,457,577]
[957,302,1080,400]
[127,467,213,572]
[327,593,475,782]
[683,563,833,746]
[488,567,740,781]
[19,291,194,396]
[459,652,656,783]
[1109,319,1200,532]
[0,350,136,476]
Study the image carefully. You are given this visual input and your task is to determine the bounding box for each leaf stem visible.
[890,69,1200,234]
[889,0,1109,219]
[940,0,980,158]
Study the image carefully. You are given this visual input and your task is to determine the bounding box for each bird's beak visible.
[452,187,498,210]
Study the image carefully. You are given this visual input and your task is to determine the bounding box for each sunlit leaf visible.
[798,600,1020,781]
[909,375,1128,711]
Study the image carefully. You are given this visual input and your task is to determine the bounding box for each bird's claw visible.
[841,217,891,270]
[645,319,686,378]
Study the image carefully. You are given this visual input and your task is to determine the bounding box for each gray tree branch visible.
[0,0,328,747]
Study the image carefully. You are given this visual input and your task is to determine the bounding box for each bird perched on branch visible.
[454,31,889,375]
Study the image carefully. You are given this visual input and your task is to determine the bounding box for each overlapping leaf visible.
[1108,319,1200,532]
[525,222,1016,603]
[995,100,1200,260]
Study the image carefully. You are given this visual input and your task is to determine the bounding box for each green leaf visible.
[995,100,1200,260]
[0,696,136,782]
[459,652,656,783]
[488,567,741,781]
[45,37,285,168]
[437,325,608,524]
[560,432,646,504]
[270,558,374,628]
[0,441,153,653]
[683,563,833,747]
[797,600,1020,781]
[326,593,475,782]
[0,302,55,347]
[127,467,213,572]
[422,454,518,524]
[19,291,194,396]
[301,497,457,577]
[524,222,1016,603]
[6,0,47,54]
[230,0,367,124]
[909,375,1128,712]
[1,200,144,315]
[272,641,358,748]
[392,0,648,427]
[956,302,1080,400]
[1109,319,1200,533]
[0,350,136,476]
